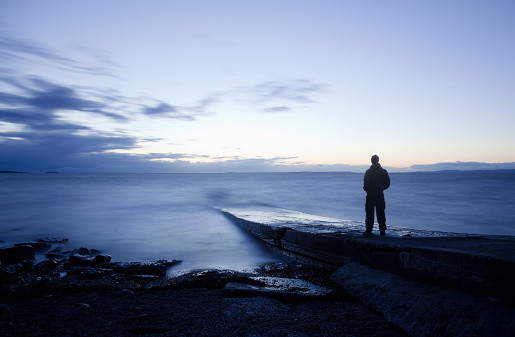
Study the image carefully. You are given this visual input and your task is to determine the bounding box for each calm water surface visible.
[1,172,514,274]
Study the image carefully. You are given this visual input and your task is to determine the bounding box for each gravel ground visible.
[1,287,407,337]
[0,262,408,336]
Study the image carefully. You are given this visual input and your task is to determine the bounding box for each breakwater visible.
[220,205,515,337]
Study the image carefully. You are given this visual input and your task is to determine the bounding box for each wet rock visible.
[32,259,61,276]
[67,255,94,267]
[0,262,29,280]
[45,250,66,259]
[175,269,260,289]
[77,247,90,255]
[92,254,111,265]
[127,274,161,281]
[76,303,91,309]
[14,242,51,252]
[261,262,290,274]
[36,237,69,243]
[0,245,35,265]
[79,268,114,280]
[223,276,333,301]
[110,259,180,277]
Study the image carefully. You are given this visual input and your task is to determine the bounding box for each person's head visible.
[371,154,379,164]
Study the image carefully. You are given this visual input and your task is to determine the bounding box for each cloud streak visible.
[0,34,329,173]
[237,79,325,113]
[0,34,117,78]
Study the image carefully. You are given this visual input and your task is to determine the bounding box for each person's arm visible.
[383,170,390,190]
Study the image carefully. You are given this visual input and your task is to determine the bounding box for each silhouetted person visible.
[363,155,390,236]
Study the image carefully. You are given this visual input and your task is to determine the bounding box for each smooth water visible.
[1,172,514,274]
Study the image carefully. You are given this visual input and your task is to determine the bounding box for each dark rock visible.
[68,255,94,267]
[127,274,161,281]
[0,304,13,321]
[174,269,260,289]
[261,262,290,274]
[66,267,95,275]
[36,237,69,243]
[0,245,35,265]
[79,268,114,280]
[45,247,66,259]
[0,260,33,280]
[124,264,166,277]
[77,247,90,255]
[48,247,62,254]
[154,259,181,267]
[32,259,61,276]
[92,254,111,264]
[119,289,135,295]
[110,260,180,276]
[45,252,66,259]
[0,264,23,280]
[75,303,91,309]
[223,277,333,300]
[14,242,51,252]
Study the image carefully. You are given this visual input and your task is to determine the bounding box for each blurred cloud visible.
[0,34,117,78]
[237,79,325,112]
[1,34,328,172]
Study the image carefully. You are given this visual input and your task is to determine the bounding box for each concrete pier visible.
[221,205,515,336]
[220,205,515,305]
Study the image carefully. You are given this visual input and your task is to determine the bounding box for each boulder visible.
[14,242,51,252]
[0,245,35,265]
[32,259,61,276]
[0,260,33,280]
[93,254,111,264]
[68,255,94,267]
[77,247,91,255]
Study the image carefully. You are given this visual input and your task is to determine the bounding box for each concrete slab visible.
[219,205,515,305]
[331,263,515,337]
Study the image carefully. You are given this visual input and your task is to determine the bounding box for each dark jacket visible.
[363,163,390,194]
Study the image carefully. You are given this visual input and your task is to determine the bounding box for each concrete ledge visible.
[331,263,515,337]
[220,205,515,305]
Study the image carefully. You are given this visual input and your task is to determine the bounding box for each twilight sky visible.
[1,0,514,173]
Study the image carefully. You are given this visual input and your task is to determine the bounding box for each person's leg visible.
[365,195,375,233]
[376,195,386,234]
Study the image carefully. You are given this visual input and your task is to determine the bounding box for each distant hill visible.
[403,161,515,172]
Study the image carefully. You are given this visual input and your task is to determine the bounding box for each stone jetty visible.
[220,205,515,337]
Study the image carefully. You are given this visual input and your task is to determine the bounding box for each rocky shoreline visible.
[1,239,407,336]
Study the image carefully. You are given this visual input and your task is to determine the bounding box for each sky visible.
[1,0,514,173]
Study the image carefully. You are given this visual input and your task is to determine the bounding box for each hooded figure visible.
[363,155,390,236]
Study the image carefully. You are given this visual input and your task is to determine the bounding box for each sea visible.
[1,171,514,275]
